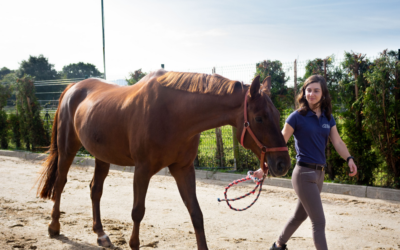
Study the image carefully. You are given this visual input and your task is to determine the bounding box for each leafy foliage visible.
[339,52,380,185]
[0,111,8,149]
[15,75,49,150]
[363,50,400,188]
[61,62,101,79]
[126,69,147,85]
[0,83,12,110]
[0,67,13,80]
[8,113,21,148]
[299,56,343,104]
[18,55,60,80]
[0,82,12,149]
[1,72,18,87]
[255,60,291,125]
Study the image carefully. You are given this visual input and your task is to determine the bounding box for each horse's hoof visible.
[97,235,112,247]
[48,227,60,237]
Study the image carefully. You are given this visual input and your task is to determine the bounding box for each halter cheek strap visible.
[240,90,288,172]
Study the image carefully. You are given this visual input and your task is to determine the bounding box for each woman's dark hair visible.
[297,75,332,120]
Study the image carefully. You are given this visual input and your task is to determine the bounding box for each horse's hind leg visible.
[89,158,111,247]
[169,163,208,250]
[48,141,81,236]
[129,165,152,250]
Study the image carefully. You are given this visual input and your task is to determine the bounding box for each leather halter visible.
[240,90,288,172]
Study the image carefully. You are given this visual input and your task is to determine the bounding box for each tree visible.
[339,51,379,185]
[0,82,12,149]
[15,75,49,150]
[0,67,13,80]
[364,50,400,188]
[1,72,17,87]
[126,69,147,85]
[255,60,291,114]
[61,62,101,79]
[299,56,343,104]
[18,55,60,80]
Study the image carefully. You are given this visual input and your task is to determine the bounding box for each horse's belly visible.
[75,105,134,166]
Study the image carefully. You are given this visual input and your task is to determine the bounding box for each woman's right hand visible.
[253,168,265,180]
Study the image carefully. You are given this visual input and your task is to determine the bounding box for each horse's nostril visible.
[277,162,285,172]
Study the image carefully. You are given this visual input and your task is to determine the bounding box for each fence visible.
[0,56,380,173]
[1,58,345,172]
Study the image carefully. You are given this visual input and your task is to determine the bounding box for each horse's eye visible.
[255,117,263,123]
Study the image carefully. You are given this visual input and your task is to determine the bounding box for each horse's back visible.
[60,78,144,165]
[57,70,199,169]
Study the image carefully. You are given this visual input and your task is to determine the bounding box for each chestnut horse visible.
[36,70,291,249]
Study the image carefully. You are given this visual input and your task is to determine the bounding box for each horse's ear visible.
[250,75,261,99]
[262,76,272,96]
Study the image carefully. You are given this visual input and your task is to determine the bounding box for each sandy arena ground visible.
[0,155,399,250]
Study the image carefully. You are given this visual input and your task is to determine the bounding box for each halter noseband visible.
[240,90,288,172]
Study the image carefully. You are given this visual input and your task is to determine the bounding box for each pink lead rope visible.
[218,89,288,211]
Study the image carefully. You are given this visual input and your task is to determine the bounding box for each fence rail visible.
[3,54,398,188]
[2,59,343,172]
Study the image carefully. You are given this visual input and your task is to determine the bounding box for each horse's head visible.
[236,75,291,177]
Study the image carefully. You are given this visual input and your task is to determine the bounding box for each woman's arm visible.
[329,125,358,177]
[281,122,294,144]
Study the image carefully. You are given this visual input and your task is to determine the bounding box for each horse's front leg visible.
[169,163,208,250]
[90,158,111,247]
[129,165,151,250]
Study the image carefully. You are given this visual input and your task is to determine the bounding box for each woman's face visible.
[305,82,322,109]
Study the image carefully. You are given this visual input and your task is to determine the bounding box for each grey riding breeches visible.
[277,164,327,250]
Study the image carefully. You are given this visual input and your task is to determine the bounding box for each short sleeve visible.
[286,111,298,130]
[330,115,336,127]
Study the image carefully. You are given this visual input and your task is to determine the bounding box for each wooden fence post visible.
[231,126,239,171]
[215,127,225,168]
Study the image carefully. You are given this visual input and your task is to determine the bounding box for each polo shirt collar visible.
[306,109,327,117]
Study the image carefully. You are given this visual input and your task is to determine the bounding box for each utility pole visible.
[101,0,106,79]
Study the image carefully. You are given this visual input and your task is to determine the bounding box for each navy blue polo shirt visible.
[286,110,336,165]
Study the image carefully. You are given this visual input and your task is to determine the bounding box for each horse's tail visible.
[36,82,77,200]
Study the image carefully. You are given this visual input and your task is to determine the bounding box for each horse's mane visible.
[157,71,242,95]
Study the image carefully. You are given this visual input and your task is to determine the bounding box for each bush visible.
[8,113,21,148]
[363,50,400,188]
[0,110,8,149]
[15,75,49,150]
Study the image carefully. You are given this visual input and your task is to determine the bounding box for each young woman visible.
[254,75,357,250]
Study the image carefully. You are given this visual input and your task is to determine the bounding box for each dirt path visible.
[0,156,399,250]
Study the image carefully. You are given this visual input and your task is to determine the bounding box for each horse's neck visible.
[178,89,247,135]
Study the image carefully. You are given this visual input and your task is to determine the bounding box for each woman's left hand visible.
[348,159,357,177]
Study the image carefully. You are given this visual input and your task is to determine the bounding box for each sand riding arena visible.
[0,155,399,250]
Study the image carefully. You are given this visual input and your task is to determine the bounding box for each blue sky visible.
[1,0,399,80]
